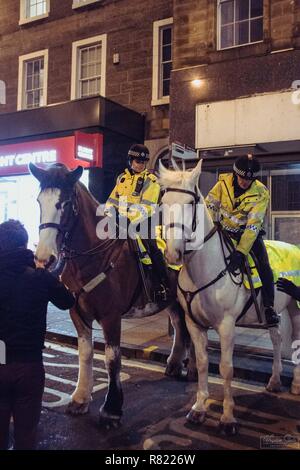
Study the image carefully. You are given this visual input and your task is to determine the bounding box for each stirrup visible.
[154,284,169,303]
[264,307,280,327]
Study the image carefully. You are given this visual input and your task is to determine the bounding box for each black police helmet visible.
[233,154,261,180]
[128,144,150,166]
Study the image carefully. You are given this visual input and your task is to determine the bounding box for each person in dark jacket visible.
[0,219,75,450]
[277,277,300,300]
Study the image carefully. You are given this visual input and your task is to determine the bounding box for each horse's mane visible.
[75,180,99,208]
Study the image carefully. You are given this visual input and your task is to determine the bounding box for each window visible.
[19,0,49,24]
[18,50,48,110]
[71,35,107,100]
[72,0,100,8]
[152,18,173,106]
[218,0,263,50]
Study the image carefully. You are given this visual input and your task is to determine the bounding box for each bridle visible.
[162,186,242,329]
[163,188,200,245]
[38,190,79,259]
[38,187,118,261]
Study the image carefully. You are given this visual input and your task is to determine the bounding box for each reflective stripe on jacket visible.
[105,168,160,223]
[205,173,269,256]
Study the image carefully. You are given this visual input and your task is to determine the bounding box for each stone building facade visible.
[170,0,300,243]
[0,0,173,167]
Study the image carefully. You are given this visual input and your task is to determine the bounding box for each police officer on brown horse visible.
[105,143,170,302]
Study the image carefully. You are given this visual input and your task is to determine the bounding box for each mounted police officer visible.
[105,143,170,302]
[205,154,280,326]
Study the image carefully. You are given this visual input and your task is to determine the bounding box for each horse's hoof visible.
[165,361,183,379]
[66,400,90,415]
[99,408,122,430]
[291,383,300,395]
[98,415,121,430]
[218,421,239,436]
[186,409,206,425]
[266,381,282,393]
[186,367,198,382]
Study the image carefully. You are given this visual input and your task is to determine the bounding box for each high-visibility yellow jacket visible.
[205,173,269,256]
[105,168,160,224]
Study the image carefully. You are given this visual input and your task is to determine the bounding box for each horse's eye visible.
[55,202,62,210]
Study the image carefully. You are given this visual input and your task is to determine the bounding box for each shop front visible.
[0,132,101,248]
[0,96,144,248]
[196,90,300,244]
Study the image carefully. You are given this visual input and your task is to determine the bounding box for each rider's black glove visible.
[227,250,245,274]
[277,278,300,300]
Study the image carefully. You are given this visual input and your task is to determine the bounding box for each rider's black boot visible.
[264,306,280,326]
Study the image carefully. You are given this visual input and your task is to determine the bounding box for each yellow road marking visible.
[142,345,158,359]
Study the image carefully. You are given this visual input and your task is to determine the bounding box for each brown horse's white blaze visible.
[36,189,62,264]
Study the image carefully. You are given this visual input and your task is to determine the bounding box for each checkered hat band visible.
[233,163,247,177]
[233,163,258,179]
[128,150,149,158]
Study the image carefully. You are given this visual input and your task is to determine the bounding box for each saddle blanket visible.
[245,239,300,290]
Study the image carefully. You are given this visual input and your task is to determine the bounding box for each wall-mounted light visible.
[191,79,202,88]
[113,53,120,64]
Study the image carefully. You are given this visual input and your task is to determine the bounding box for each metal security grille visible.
[24,57,44,109]
[26,0,47,18]
[159,25,172,98]
[272,174,300,211]
[219,0,263,49]
[79,44,102,98]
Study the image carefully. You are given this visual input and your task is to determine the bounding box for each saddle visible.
[122,238,172,318]
[221,228,269,327]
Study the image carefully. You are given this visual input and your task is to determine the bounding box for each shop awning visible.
[0,96,144,144]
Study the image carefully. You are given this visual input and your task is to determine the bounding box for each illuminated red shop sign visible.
[0,131,103,176]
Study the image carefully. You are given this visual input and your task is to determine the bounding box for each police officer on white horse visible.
[205,154,280,326]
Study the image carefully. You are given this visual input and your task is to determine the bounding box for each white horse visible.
[159,159,300,435]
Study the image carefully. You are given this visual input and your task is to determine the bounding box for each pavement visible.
[46,304,295,387]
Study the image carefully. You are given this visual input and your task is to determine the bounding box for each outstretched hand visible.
[277,277,300,300]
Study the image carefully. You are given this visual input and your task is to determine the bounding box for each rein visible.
[39,187,121,330]
[163,186,244,329]
[177,226,229,329]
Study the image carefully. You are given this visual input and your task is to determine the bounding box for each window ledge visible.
[72,0,100,9]
[19,12,49,26]
[151,96,170,106]
[217,40,263,51]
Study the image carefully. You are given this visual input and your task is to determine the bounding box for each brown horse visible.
[30,163,193,427]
